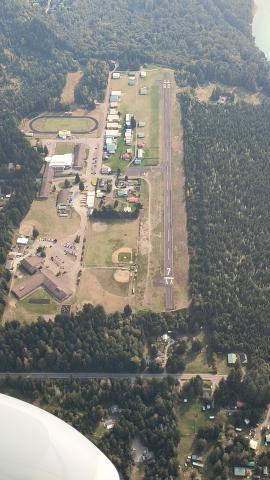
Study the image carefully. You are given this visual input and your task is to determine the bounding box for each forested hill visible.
[49,0,270,92]
[0,1,75,117]
[1,0,269,120]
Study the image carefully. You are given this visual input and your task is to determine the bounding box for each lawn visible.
[20,193,80,239]
[118,252,132,262]
[31,116,95,133]
[84,219,139,267]
[54,142,74,155]
[185,349,229,375]
[4,288,59,324]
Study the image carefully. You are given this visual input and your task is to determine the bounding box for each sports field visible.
[30,115,98,134]
[3,288,59,324]
[54,143,74,155]
[85,220,138,267]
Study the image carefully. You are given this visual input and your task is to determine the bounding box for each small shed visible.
[107,144,116,154]
[137,133,145,139]
[112,72,120,79]
[139,87,147,95]
[234,467,246,477]
[138,121,146,127]
[140,71,147,78]
[110,95,119,103]
[228,353,237,365]
[128,80,135,86]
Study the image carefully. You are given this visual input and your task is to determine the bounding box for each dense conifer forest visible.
[181,96,270,365]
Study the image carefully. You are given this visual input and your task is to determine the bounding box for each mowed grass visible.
[5,288,59,324]
[55,142,74,155]
[20,193,80,239]
[118,252,132,262]
[107,68,163,171]
[84,220,139,267]
[185,350,229,375]
[31,116,94,133]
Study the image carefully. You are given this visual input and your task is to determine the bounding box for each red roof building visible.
[128,197,139,203]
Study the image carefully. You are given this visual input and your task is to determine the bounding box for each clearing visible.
[54,142,74,155]
[19,193,80,239]
[60,70,83,105]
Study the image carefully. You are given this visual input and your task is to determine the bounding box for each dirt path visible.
[255,404,270,450]
[60,71,83,105]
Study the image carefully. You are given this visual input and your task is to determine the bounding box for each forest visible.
[181,95,270,366]
[49,0,270,93]
[0,375,180,479]
[0,304,189,372]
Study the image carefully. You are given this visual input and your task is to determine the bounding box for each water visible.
[252,0,270,60]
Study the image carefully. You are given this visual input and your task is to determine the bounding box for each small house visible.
[128,197,139,204]
[110,95,119,103]
[139,87,147,95]
[112,72,120,79]
[128,71,136,77]
[107,144,116,154]
[111,90,122,97]
[138,121,146,127]
[228,353,237,365]
[128,80,135,86]
[140,71,147,78]
[137,132,145,139]
[234,467,246,477]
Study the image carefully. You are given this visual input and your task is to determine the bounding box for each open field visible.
[106,68,163,171]
[177,401,210,465]
[185,350,229,375]
[3,288,59,324]
[75,269,132,313]
[60,70,83,105]
[54,142,74,155]
[30,115,98,134]
[85,220,138,267]
[19,194,80,239]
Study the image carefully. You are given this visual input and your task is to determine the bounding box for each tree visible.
[43,145,49,156]
[74,173,80,184]
[32,226,39,239]
[79,181,85,192]
[123,304,132,317]
[64,179,71,189]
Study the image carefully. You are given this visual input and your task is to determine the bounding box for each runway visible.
[162,73,174,310]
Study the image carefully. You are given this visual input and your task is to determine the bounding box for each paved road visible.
[162,73,174,310]
[0,372,226,387]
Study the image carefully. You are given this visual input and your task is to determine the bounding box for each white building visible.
[0,394,119,480]
[137,149,144,159]
[105,130,120,138]
[106,123,120,130]
[46,154,73,169]
[107,115,120,123]
[111,90,122,97]
[112,72,121,79]
[58,130,71,139]
[140,71,147,78]
[16,236,29,246]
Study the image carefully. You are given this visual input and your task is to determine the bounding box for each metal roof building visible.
[0,394,120,480]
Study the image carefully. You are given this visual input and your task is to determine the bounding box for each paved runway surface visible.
[162,73,174,310]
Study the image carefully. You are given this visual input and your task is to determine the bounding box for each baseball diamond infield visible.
[112,248,133,264]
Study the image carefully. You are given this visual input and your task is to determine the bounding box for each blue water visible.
[252,0,270,60]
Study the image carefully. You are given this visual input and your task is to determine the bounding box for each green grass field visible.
[55,142,74,155]
[31,116,95,133]
[177,401,210,464]
[85,220,138,267]
[5,288,59,324]
[118,252,132,262]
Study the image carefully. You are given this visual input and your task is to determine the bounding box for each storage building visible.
[39,162,54,199]
[73,143,86,170]
[112,72,121,79]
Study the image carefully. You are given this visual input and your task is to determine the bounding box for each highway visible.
[162,73,174,310]
[0,372,226,388]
